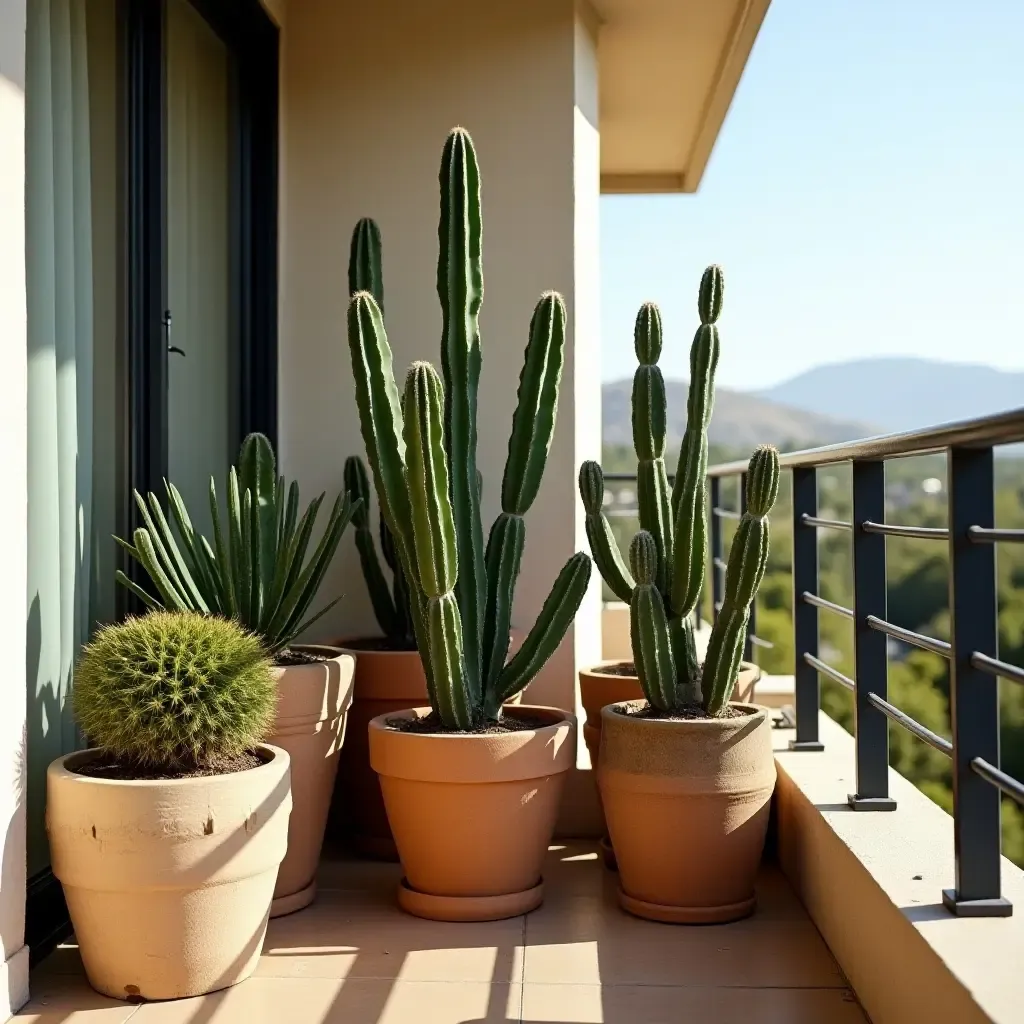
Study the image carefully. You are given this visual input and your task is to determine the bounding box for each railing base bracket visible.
[847,794,897,812]
[941,889,1012,918]
[789,740,825,752]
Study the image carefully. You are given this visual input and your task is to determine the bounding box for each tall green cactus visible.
[344,218,416,648]
[579,266,779,716]
[346,128,592,729]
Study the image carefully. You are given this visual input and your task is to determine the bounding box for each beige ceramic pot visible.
[266,645,354,916]
[330,631,524,860]
[579,660,761,869]
[369,704,574,922]
[47,745,291,1001]
[599,700,775,924]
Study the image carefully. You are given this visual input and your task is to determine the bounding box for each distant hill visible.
[602,378,875,451]
[759,358,1024,435]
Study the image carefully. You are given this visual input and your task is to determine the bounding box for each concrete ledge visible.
[1,944,28,1022]
[774,713,1024,1024]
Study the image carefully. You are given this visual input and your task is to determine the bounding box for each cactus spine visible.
[579,266,780,715]
[347,128,592,729]
[345,219,417,648]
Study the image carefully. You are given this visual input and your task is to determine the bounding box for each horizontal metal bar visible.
[969,526,1024,544]
[971,651,1024,687]
[706,406,1024,477]
[802,514,852,532]
[866,615,952,658]
[803,652,855,692]
[862,521,949,540]
[713,507,741,521]
[802,591,854,620]
[972,758,1024,808]
[713,557,727,572]
[867,692,953,757]
[749,635,774,650]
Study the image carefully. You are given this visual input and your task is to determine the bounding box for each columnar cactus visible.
[579,267,779,716]
[346,128,592,729]
[344,219,417,648]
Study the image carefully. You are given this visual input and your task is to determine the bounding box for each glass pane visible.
[166,0,234,537]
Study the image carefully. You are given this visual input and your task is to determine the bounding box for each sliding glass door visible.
[166,0,235,535]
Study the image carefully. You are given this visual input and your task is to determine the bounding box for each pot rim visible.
[368,704,575,783]
[600,700,768,730]
[283,643,351,660]
[333,638,422,657]
[579,659,638,680]
[47,743,289,788]
[369,703,575,739]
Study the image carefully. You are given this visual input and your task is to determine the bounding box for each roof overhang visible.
[593,0,770,194]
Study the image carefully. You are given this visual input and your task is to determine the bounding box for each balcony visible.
[13,408,1024,1024]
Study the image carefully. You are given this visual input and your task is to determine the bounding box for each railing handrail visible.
[705,405,1024,476]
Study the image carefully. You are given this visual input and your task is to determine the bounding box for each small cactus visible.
[74,611,276,770]
[579,265,779,716]
[346,128,592,729]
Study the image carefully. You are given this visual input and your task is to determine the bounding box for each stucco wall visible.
[277,0,602,711]
[0,0,30,1015]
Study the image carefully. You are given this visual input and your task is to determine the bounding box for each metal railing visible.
[602,408,1024,914]
[706,407,1024,917]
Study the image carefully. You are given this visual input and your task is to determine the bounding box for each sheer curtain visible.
[24,0,94,876]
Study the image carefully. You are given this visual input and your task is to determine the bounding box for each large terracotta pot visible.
[330,631,524,860]
[579,660,760,869]
[47,745,291,1001]
[598,701,775,924]
[369,704,575,922]
[266,645,354,916]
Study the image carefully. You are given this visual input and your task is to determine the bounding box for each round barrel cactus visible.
[74,611,276,770]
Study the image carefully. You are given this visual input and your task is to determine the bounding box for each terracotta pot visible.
[266,645,354,916]
[330,630,524,860]
[598,701,775,924]
[369,704,575,922]
[46,745,291,1001]
[579,660,760,870]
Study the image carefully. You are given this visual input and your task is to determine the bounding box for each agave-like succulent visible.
[74,610,276,769]
[115,433,358,654]
[579,268,780,716]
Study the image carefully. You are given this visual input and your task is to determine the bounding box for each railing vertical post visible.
[710,476,722,625]
[848,460,896,811]
[790,467,824,751]
[942,446,1010,916]
[739,472,754,661]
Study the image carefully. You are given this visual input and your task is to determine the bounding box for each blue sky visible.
[600,1,1024,389]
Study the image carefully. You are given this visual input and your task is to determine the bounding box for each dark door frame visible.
[26,0,280,966]
[121,0,279,601]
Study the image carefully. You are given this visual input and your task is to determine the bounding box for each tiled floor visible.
[19,842,868,1024]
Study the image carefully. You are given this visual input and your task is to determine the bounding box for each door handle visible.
[163,310,185,357]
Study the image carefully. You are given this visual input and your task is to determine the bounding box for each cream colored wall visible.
[278,0,602,711]
[0,0,29,1015]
